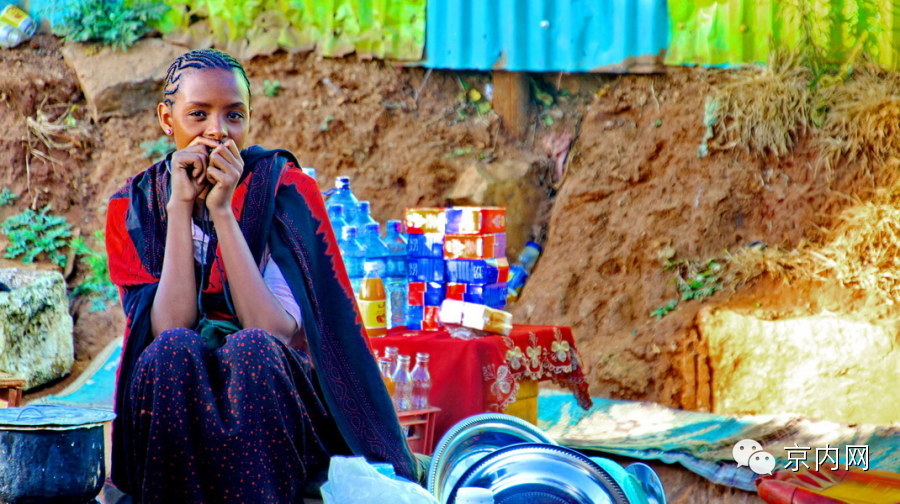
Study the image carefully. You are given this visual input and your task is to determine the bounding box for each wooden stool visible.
[0,371,25,408]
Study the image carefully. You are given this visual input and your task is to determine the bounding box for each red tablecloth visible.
[370,324,593,441]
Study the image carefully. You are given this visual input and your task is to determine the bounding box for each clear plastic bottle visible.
[325,176,361,224]
[328,204,348,242]
[354,200,378,229]
[359,222,389,279]
[384,220,408,328]
[357,263,387,338]
[338,225,365,294]
[410,352,431,410]
[391,354,413,411]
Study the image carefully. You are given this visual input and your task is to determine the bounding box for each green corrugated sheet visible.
[154,0,425,60]
[666,0,900,71]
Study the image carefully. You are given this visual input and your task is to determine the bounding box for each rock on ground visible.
[60,38,186,121]
[0,268,74,389]
[697,307,900,425]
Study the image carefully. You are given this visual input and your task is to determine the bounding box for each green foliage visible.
[140,136,176,163]
[651,256,722,319]
[1,206,72,267]
[70,231,118,312]
[56,0,167,51]
[0,188,18,206]
[650,300,678,320]
[263,80,282,97]
[677,260,722,301]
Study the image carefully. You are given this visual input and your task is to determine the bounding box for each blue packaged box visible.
[455,282,507,309]
[407,233,444,258]
[405,305,424,330]
[408,258,445,283]
[444,257,510,284]
[424,282,446,307]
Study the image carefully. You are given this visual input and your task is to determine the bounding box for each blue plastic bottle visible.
[384,220,408,328]
[338,225,365,295]
[326,176,360,224]
[359,222,389,279]
[354,201,378,229]
[327,204,348,242]
[507,241,542,302]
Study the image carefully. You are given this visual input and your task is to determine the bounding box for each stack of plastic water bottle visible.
[325,176,408,334]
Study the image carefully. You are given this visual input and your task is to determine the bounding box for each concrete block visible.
[0,268,74,390]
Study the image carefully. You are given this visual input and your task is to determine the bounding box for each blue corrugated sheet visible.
[423,0,669,72]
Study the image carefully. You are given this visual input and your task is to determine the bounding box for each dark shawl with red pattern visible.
[106,146,419,488]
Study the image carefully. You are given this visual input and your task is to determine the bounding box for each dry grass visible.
[25,101,94,164]
[705,52,813,158]
[806,198,900,304]
[723,245,806,289]
[816,66,900,173]
[724,189,900,310]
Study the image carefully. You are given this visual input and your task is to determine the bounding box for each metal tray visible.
[427,413,554,504]
[449,443,632,504]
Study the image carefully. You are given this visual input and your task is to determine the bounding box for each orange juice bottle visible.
[358,265,387,337]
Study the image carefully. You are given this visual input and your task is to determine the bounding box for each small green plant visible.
[70,231,118,312]
[140,136,176,163]
[677,260,722,301]
[263,80,282,97]
[55,0,167,51]
[1,206,72,267]
[652,256,723,319]
[0,188,18,206]
[650,300,678,320]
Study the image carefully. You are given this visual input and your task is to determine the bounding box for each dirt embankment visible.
[0,37,887,413]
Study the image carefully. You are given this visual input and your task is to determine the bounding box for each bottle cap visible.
[335,176,350,188]
[386,219,404,233]
[342,225,358,239]
[455,487,494,504]
[384,346,399,357]
[397,354,411,363]
[358,201,371,213]
[415,352,429,362]
[329,204,344,216]
[364,222,380,234]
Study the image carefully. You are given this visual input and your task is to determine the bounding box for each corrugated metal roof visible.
[422,0,670,72]
[666,0,900,71]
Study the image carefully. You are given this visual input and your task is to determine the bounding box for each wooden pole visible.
[492,71,530,140]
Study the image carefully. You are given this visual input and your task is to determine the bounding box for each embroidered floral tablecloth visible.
[371,324,593,444]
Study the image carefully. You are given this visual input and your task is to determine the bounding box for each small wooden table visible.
[0,371,24,408]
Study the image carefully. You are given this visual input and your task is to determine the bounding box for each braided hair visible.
[162,49,251,106]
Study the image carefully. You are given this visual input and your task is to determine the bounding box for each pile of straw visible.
[705,53,813,158]
[816,67,900,172]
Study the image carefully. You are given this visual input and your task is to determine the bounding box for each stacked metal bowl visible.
[427,413,665,504]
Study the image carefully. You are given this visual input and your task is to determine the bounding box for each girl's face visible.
[157,68,251,151]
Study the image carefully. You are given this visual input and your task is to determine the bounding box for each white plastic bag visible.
[320,456,438,504]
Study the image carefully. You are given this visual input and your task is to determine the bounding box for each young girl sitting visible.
[106,48,419,502]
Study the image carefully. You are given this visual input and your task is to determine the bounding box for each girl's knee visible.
[147,328,205,357]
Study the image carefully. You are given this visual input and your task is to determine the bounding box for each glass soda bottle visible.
[384,220,408,329]
[338,226,365,295]
[354,201,378,229]
[378,359,395,397]
[411,352,431,410]
[392,354,413,411]
[326,176,361,224]
[357,263,387,337]
[384,346,399,376]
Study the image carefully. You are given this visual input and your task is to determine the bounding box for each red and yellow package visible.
[443,233,506,260]
[405,207,446,234]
